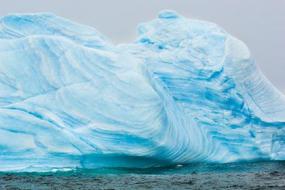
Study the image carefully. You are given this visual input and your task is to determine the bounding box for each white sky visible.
[0,0,284,93]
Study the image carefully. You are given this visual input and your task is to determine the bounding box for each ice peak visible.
[158,10,180,19]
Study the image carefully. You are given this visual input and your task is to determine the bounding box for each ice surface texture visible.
[0,10,285,171]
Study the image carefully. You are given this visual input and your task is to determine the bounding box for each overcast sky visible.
[0,0,284,93]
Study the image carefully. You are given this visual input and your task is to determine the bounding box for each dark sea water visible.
[1,161,285,189]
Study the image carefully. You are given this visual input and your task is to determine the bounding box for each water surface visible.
[1,161,285,189]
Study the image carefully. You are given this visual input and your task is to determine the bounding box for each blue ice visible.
[0,10,284,171]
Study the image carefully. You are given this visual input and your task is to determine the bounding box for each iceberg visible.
[0,10,284,171]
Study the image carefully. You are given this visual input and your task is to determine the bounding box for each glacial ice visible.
[0,10,285,171]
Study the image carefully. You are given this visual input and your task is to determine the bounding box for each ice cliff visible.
[0,10,285,171]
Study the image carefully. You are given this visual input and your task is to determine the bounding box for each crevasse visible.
[0,10,284,171]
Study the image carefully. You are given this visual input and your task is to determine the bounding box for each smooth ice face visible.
[0,11,284,172]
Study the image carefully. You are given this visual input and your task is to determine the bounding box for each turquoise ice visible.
[0,10,284,171]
